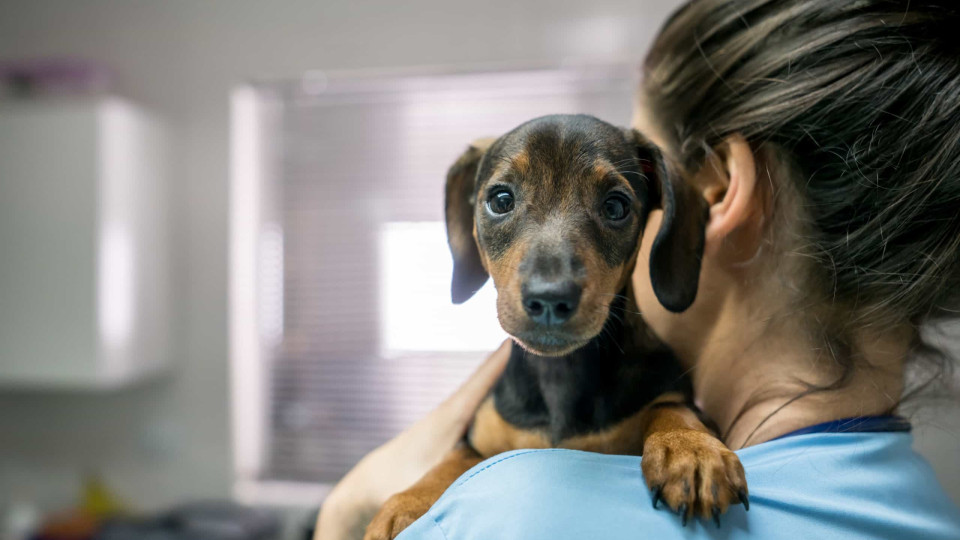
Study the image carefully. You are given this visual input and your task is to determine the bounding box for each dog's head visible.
[445,114,706,356]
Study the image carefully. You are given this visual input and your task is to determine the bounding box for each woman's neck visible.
[689,298,908,450]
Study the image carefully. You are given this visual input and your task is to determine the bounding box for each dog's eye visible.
[487,189,515,215]
[601,195,630,221]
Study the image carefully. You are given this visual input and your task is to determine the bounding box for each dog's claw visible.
[738,489,750,511]
[652,486,663,509]
[642,429,749,527]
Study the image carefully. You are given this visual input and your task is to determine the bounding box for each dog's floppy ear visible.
[627,130,708,313]
[445,138,495,304]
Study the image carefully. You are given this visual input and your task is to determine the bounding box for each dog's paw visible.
[641,429,748,527]
[363,490,432,540]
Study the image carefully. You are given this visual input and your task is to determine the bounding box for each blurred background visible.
[0,1,957,539]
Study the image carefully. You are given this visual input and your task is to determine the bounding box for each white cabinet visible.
[0,97,169,389]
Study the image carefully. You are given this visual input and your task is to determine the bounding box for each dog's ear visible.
[627,129,708,313]
[445,138,495,304]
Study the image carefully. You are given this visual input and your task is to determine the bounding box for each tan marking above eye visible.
[510,149,531,175]
[593,158,631,179]
[592,159,619,181]
[588,159,636,200]
[483,159,520,189]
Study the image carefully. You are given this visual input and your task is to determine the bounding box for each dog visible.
[364,115,748,540]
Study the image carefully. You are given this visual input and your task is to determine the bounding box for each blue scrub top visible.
[398,431,960,539]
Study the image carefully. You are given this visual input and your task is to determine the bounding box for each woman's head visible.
[632,0,960,362]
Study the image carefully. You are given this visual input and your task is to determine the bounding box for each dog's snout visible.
[522,279,582,326]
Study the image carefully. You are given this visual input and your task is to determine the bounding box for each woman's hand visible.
[314,340,512,540]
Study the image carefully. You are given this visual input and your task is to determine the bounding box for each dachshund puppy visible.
[365,115,747,540]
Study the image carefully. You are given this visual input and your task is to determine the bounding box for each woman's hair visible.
[643,0,960,401]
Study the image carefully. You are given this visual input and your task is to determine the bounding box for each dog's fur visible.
[365,115,747,540]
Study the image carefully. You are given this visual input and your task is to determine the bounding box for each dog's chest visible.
[493,340,659,445]
[536,358,616,442]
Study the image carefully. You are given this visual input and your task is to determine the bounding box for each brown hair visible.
[644,0,960,346]
[643,0,960,401]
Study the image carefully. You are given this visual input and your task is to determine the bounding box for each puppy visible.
[365,115,747,540]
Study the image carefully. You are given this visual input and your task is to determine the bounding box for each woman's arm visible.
[314,341,511,540]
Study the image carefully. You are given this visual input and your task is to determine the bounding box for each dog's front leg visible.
[364,445,483,540]
[639,392,749,527]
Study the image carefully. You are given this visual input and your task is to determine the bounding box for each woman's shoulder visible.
[398,433,960,540]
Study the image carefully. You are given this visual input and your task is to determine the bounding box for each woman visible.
[317,1,960,538]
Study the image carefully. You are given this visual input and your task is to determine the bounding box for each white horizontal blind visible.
[256,66,634,483]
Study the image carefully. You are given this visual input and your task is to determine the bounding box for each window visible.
[230,65,634,501]
[379,221,504,354]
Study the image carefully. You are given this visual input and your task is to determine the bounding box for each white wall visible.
[0,0,957,512]
[0,0,680,511]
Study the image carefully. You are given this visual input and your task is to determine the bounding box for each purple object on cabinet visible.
[0,58,112,96]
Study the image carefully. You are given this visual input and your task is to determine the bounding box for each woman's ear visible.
[701,134,760,248]
[644,133,761,312]
[445,138,495,304]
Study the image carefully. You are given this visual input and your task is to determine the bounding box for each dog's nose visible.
[522,279,582,326]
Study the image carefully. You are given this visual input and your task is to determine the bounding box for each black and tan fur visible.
[365,115,747,540]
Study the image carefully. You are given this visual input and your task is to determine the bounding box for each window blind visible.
[247,65,635,484]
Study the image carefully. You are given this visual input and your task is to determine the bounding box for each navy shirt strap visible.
[771,415,911,441]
